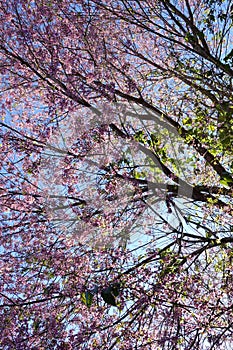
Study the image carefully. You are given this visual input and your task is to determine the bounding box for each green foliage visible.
[220,173,233,187]
[81,291,94,308]
[216,103,233,151]
[134,130,147,144]
[101,283,120,307]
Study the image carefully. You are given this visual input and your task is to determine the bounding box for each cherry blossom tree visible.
[0,0,233,349]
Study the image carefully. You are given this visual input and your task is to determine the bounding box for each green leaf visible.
[183,117,192,126]
[81,291,93,308]
[220,179,230,187]
[206,232,212,239]
[135,131,145,142]
[184,32,196,43]
[220,174,233,187]
[101,284,120,306]
[101,287,117,306]
[111,283,120,297]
